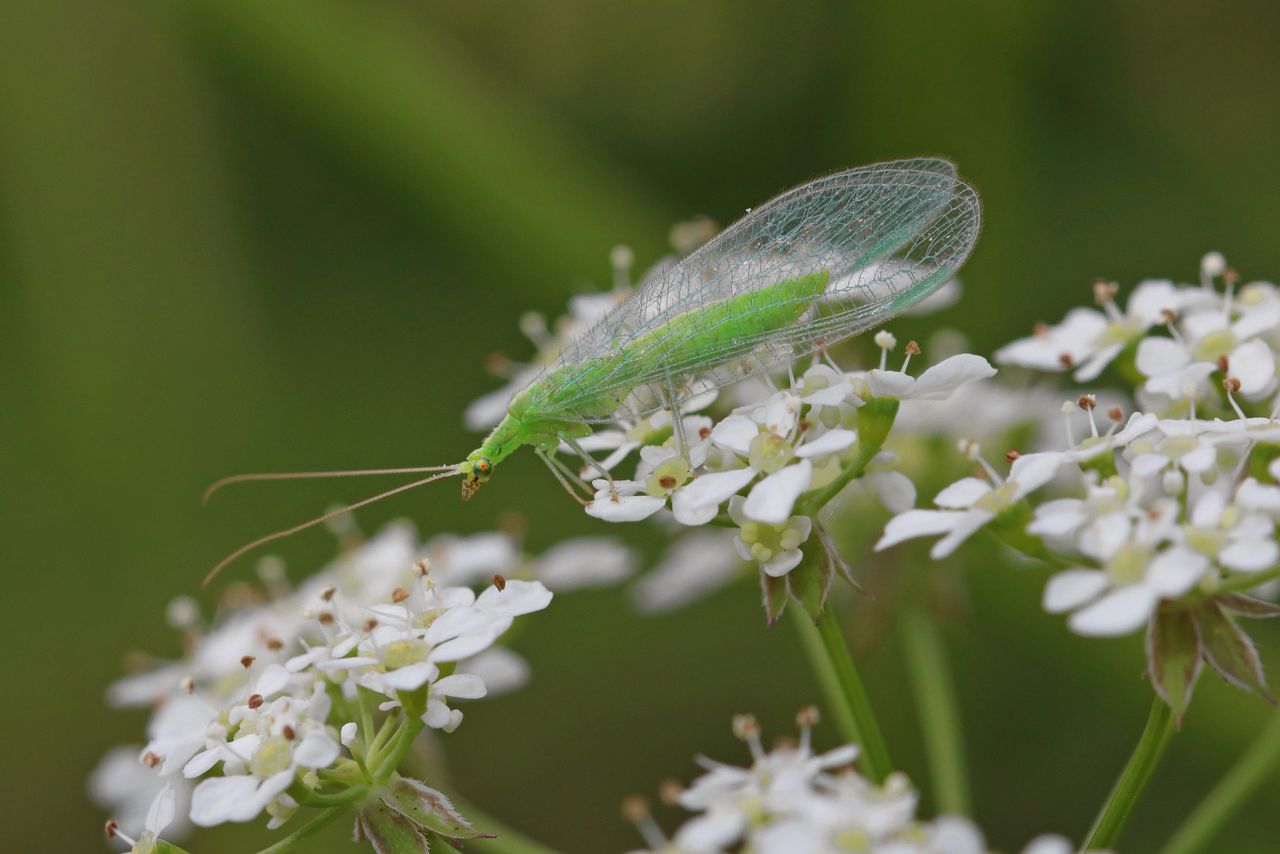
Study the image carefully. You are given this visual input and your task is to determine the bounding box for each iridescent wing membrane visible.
[523,158,981,423]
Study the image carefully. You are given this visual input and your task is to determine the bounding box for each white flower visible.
[1182,489,1279,574]
[186,682,341,826]
[1027,474,1137,563]
[585,478,668,522]
[629,531,745,613]
[727,496,812,576]
[1125,418,1226,483]
[90,749,193,848]
[532,536,637,591]
[1042,495,1204,636]
[876,452,1068,559]
[139,693,222,777]
[105,784,176,854]
[861,353,997,400]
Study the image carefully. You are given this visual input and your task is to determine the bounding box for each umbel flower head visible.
[89,520,605,844]
[624,710,1096,854]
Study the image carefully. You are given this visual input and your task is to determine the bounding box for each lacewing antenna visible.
[203,464,458,504]
[202,469,460,587]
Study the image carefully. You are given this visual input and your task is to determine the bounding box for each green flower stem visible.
[288,780,368,808]
[797,440,881,517]
[789,604,893,783]
[253,805,350,854]
[899,606,970,815]
[1212,564,1280,596]
[1083,697,1176,850]
[1162,710,1280,854]
[368,712,399,760]
[375,716,426,781]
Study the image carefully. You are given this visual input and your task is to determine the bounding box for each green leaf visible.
[856,396,900,449]
[1146,607,1203,725]
[761,570,788,625]
[1220,593,1280,619]
[386,776,493,841]
[1194,602,1277,704]
[787,541,833,622]
[356,800,431,854]
[154,843,193,854]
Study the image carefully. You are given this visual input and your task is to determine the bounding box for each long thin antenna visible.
[203,464,458,504]
[202,469,460,587]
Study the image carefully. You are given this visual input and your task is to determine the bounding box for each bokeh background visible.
[5,1,1280,851]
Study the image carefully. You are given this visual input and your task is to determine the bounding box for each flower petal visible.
[934,477,990,509]
[907,353,997,400]
[293,731,340,769]
[795,428,857,459]
[1220,539,1280,573]
[672,467,758,521]
[1068,585,1157,636]
[742,460,813,524]
[876,510,960,551]
[585,492,666,522]
[1043,569,1109,613]
[432,673,488,699]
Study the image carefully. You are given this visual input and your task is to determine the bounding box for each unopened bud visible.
[731,713,760,741]
[621,794,649,823]
[1202,251,1227,277]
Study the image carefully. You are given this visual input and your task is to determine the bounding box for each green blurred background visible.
[4,1,1280,851]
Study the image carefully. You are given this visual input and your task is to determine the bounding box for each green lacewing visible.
[204,158,980,582]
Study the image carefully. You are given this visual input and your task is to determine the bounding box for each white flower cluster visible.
[625,711,1096,854]
[92,522,631,847]
[872,253,1280,710]
[580,337,994,580]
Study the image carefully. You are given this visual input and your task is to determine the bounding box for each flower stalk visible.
[790,604,893,783]
[1083,697,1176,850]
[900,606,970,815]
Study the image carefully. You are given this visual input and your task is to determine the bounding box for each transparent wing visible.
[524,158,981,423]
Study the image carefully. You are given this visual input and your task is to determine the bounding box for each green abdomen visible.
[515,270,829,421]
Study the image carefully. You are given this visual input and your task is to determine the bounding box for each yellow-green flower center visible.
[1107,543,1151,586]
[384,638,428,670]
[250,735,293,778]
[748,432,794,474]
[644,456,692,496]
[739,519,804,563]
[1193,329,1237,363]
